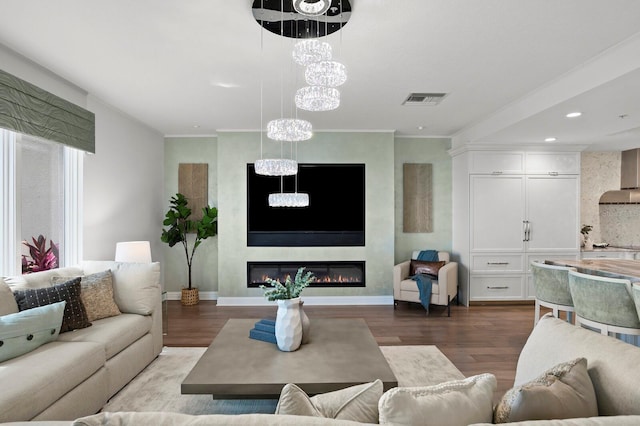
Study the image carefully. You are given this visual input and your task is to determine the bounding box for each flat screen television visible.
[247,163,365,247]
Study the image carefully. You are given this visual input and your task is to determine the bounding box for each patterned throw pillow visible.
[494,358,598,423]
[13,277,91,333]
[52,270,121,322]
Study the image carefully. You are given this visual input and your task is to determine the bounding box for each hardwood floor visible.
[163,300,538,400]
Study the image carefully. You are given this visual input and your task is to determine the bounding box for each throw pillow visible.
[52,270,121,322]
[378,373,496,426]
[0,301,65,362]
[0,278,19,316]
[494,358,598,423]
[276,380,383,423]
[410,260,446,277]
[13,277,91,333]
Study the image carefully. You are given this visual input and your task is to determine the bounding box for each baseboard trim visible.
[216,295,394,306]
[165,291,218,301]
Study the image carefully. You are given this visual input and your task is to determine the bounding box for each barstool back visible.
[531,261,575,325]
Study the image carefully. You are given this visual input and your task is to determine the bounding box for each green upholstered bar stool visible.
[531,261,576,325]
[568,270,640,344]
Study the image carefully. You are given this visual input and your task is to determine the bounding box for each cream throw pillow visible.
[378,373,496,426]
[276,379,382,423]
[0,278,19,316]
[53,270,121,322]
[494,357,598,423]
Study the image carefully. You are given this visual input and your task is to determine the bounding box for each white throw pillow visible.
[0,278,19,315]
[276,380,383,423]
[378,373,497,426]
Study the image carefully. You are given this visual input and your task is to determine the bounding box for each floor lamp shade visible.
[115,241,152,263]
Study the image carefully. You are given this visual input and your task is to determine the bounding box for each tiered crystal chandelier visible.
[292,40,332,66]
[295,86,340,111]
[267,118,313,142]
[254,158,298,176]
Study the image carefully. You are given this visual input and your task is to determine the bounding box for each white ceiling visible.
[1,0,640,151]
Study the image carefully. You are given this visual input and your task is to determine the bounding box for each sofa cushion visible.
[0,340,105,423]
[56,313,152,359]
[4,266,84,291]
[276,380,382,423]
[494,358,597,423]
[0,301,65,362]
[378,373,496,426]
[516,314,640,416]
[52,270,121,322]
[80,261,160,315]
[13,278,91,332]
[0,278,19,315]
[74,411,376,425]
[399,279,440,295]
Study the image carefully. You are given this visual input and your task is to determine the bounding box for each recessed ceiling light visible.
[565,112,582,118]
[417,125,425,130]
[193,125,200,128]
[545,137,557,142]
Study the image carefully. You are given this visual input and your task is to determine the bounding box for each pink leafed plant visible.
[22,235,59,274]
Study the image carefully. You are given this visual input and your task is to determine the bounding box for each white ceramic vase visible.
[299,300,311,344]
[275,297,303,352]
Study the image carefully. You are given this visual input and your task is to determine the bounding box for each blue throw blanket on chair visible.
[411,250,439,313]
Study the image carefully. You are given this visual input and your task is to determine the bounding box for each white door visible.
[525,176,579,252]
[470,175,526,252]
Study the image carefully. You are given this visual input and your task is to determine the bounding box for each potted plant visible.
[161,193,218,305]
[21,235,59,274]
[261,267,315,351]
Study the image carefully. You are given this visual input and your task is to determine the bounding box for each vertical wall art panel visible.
[178,163,208,223]
[403,163,433,233]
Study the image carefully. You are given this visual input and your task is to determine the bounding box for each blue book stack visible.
[249,318,277,344]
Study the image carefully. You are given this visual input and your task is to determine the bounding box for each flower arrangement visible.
[22,235,58,274]
[580,224,593,237]
[260,267,315,301]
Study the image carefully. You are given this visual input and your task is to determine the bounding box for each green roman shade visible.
[0,69,95,153]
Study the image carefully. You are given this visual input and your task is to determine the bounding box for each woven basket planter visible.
[181,288,200,306]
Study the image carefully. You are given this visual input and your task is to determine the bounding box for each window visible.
[0,129,83,276]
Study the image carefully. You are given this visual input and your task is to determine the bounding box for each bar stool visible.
[530,261,575,325]
[633,283,640,322]
[568,270,640,344]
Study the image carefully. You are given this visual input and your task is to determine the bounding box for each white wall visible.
[83,96,164,263]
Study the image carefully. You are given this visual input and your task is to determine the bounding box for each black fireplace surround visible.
[247,261,365,288]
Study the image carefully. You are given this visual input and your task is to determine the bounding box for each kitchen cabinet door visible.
[525,176,579,252]
[470,175,526,252]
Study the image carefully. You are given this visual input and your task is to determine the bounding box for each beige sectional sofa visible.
[0,261,162,423]
[2,311,640,424]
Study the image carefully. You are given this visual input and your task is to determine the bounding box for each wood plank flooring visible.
[163,300,539,400]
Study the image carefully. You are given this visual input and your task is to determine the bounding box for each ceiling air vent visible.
[403,93,448,106]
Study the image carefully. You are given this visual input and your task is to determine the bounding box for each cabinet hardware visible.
[548,171,559,176]
[522,220,531,242]
[487,286,509,289]
[486,262,509,265]
[491,171,503,175]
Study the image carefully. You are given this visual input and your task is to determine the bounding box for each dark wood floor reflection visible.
[163,300,537,400]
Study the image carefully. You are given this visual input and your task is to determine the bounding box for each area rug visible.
[102,345,463,415]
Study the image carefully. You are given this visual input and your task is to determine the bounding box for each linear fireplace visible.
[247,261,365,288]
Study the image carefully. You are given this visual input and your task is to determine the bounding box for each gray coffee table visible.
[181,318,398,399]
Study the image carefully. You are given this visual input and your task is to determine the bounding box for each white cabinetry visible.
[462,151,580,302]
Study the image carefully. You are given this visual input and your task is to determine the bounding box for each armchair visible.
[393,251,458,316]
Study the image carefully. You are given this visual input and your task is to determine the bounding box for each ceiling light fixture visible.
[545,137,557,142]
[293,0,331,17]
[255,158,298,176]
[566,112,582,118]
[295,86,340,111]
[292,40,332,66]
[267,118,313,141]
[269,192,310,207]
[305,61,347,87]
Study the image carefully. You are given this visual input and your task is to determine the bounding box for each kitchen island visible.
[548,258,640,282]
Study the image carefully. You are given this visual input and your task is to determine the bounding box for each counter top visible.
[581,246,640,253]
[548,258,640,282]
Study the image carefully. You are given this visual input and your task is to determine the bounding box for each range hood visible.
[599,148,640,204]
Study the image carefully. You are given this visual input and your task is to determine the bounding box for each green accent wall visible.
[394,137,452,264]
[164,137,218,293]
[163,133,453,298]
